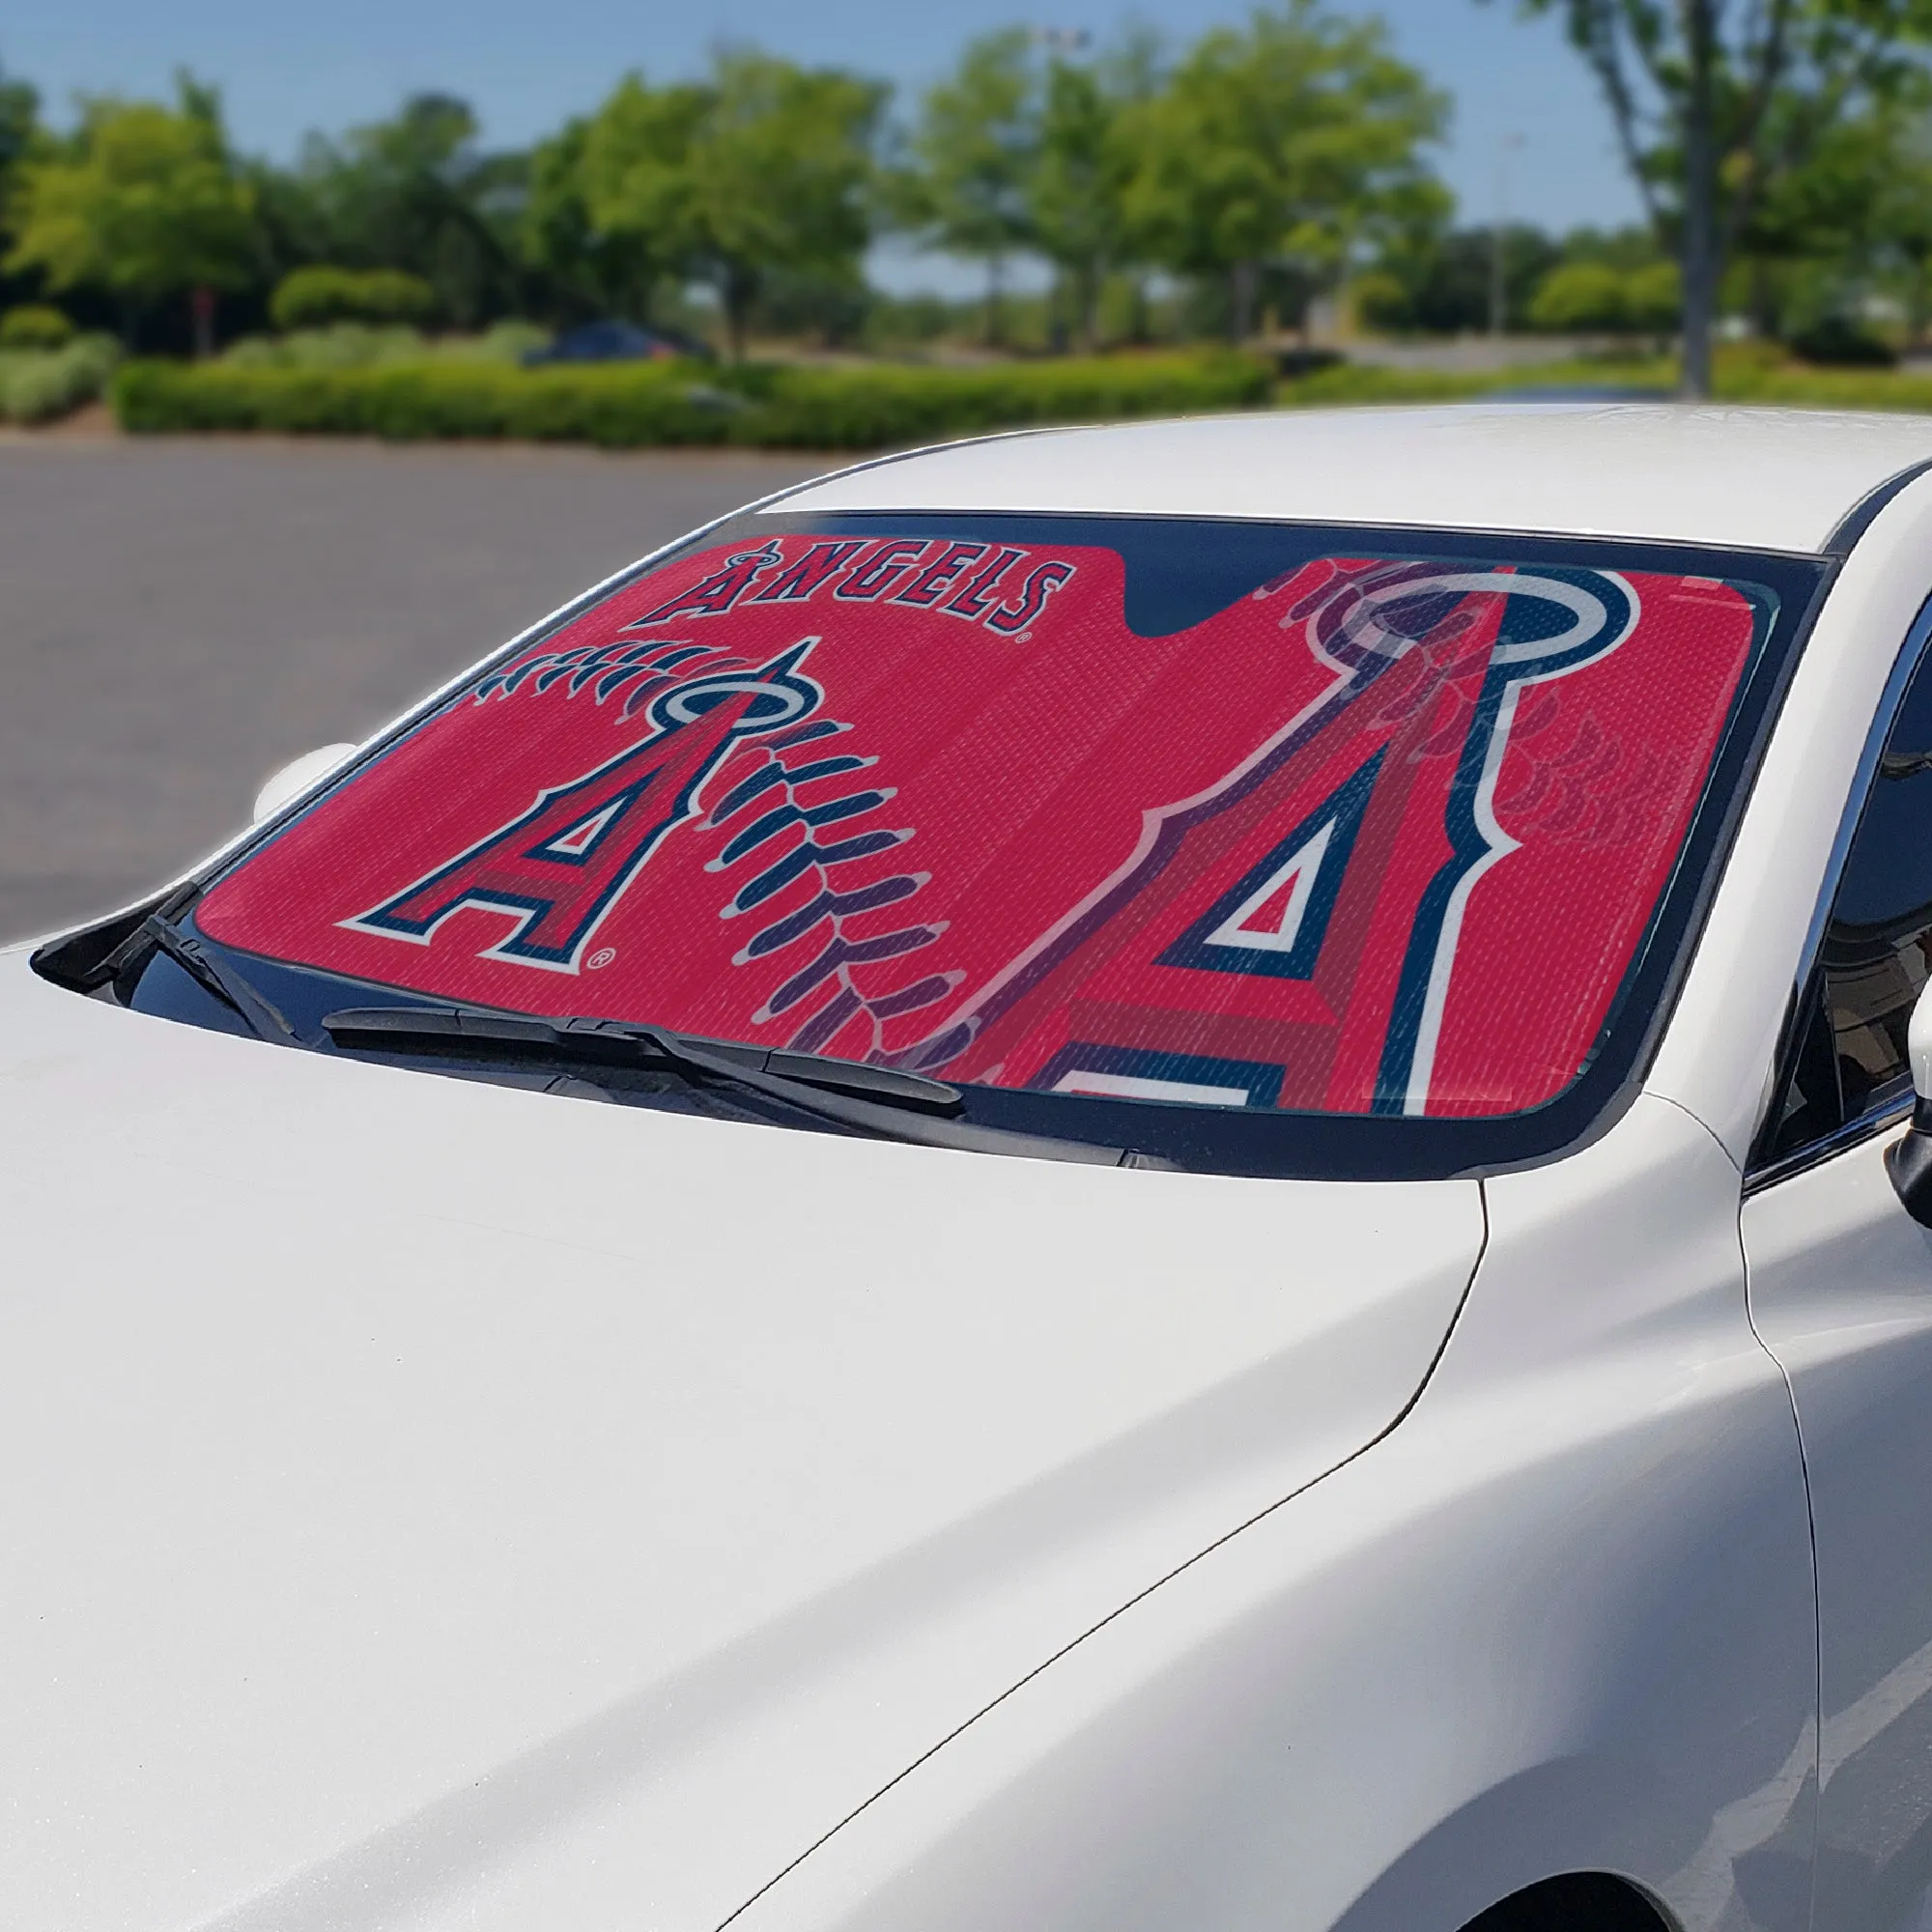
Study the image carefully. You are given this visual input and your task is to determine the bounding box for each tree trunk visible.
[723,265,754,363]
[1231,260,1259,343]
[985,254,1005,349]
[1748,256,1776,341]
[1679,0,1719,400]
[190,285,215,361]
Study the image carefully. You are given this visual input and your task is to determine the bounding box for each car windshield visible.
[161,511,1820,1178]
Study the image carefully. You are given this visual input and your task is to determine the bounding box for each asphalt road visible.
[0,437,824,943]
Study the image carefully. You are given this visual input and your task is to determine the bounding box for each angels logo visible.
[346,639,824,972]
[628,535,1077,639]
[904,562,1643,1118]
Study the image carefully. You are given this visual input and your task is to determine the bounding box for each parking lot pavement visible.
[0,438,825,942]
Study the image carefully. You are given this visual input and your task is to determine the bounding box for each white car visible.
[16,404,1932,1932]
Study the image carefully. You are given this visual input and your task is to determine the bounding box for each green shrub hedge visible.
[1719,363,1932,410]
[1271,348,1932,412]
[112,360,741,443]
[0,303,76,351]
[728,354,1272,444]
[1273,354,1686,409]
[113,344,1932,443]
[1274,363,1493,408]
[219,318,552,372]
[0,333,120,424]
[110,349,1273,449]
[269,267,436,331]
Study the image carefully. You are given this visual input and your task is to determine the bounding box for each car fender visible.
[728,1095,1815,1932]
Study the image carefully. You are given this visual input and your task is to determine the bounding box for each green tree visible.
[6,77,254,351]
[1025,30,1174,351]
[524,104,673,324]
[567,74,712,327]
[1124,1,1446,341]
[0,58,36,186]
[1625,257,1685,327]
[1866,111,1932,342]
[1374,222,1560,333]
[898,30,1037,345]
[583,53,884,359]
[690,52,884,358]
[294,95,524,327]
[1029,54,1136,350]
[1350,266,1413,328]
[1722,78,1932,343]
[1724,102,1877,333]
[0,57,45,315]
[1528,259,1632,328]
[1500,0,1932,397]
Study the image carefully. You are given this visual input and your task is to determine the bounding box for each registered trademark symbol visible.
[586,947,617,970]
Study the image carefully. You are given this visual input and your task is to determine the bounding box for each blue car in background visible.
[522,319,711,365]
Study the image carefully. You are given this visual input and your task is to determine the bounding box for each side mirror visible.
[1888,980,1932,1225]
[252,743,355,824]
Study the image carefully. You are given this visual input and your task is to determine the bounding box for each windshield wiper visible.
[140,913,300,1045]
[320,1004,1170,1168]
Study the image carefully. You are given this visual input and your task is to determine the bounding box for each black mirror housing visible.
[1889,1097,1932,1226]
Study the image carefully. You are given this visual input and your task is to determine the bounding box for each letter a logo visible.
[1156,752,1384,980]
[348,640,821,972]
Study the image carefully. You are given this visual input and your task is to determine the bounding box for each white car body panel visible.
[729,1098,1815,1932]
[778,404,1932,553]
[1745,1136,1932,1932]
[22,403,1932,1930]
[0,958,1480,1931]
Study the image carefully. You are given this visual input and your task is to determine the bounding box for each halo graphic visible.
[643,639,823,736]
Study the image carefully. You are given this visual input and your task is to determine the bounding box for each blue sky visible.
[5,0,1643,287]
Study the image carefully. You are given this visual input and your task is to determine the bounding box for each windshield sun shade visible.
[180,512,1819,1174]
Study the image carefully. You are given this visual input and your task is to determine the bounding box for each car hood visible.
[0,952,1484,1932]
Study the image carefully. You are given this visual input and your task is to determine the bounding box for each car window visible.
[129,513,1818,1179]
[1761,642,1932,1166]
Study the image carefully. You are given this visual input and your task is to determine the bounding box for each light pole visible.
[1490,133,1525,339]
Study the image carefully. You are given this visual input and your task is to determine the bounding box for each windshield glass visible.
[178,511,1817,1175]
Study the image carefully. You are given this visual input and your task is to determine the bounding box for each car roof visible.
[772,403,1932,555]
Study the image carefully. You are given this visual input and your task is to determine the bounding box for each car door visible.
[1743,627,1932,1932]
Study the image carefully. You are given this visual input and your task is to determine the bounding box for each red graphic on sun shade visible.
[194,532,1760,1118]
